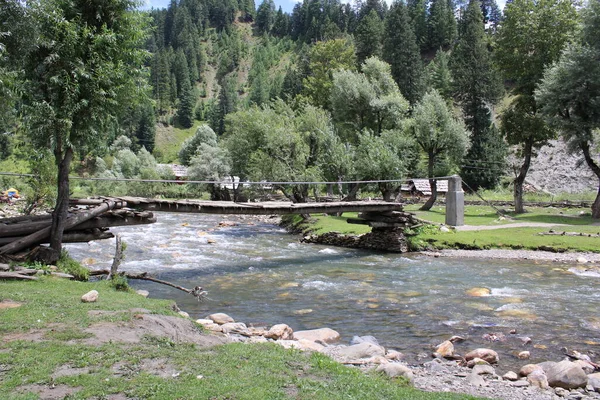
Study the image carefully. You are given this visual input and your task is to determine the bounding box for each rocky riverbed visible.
[189,310,600,400]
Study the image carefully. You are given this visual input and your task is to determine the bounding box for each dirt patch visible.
[139,358,179,378]
[88,308,152,317]
[2,329,47,342]
[83,313,230,347]
[0,299,22,309]
[51,365,90,379]
[18,384,80,399]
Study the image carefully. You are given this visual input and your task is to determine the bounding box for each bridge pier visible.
[445,175,464,227]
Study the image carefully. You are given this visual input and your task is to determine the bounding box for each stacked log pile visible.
[0,198,156,259]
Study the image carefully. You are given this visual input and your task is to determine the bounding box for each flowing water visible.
[66,212,600,372]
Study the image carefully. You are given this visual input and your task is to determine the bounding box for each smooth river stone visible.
[545,360,588,389]
[208,313,234,325]
[293,328,340,344]
[81,290,99,303]
[465,287,491,297]
[279,282,299,289]
[435,340,454,358]
[465,348,499,364]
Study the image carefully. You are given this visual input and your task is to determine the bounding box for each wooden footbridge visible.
[71,197,405,215]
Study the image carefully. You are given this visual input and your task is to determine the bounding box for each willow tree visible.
[23,0,149,258]
[412,90,470,210]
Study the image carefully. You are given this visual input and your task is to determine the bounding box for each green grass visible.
[0,278,481,399]
[283,213,371,236]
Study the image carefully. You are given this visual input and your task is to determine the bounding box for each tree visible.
[256,0,276,34]
[136,103,157,153]
[412,90,470,210]
[354,10,384,64]
[407,0,428,51]
[177,76,196,128]
[383,1,424,105]
[330,57,410,142]
[179,124,218,165]
[495,0,577,213]
[451,0,504,190]
[425,49,453,102]
[428,0,457,51]
[302,39,356,109]
[22,0,149,258]
[536,2,600,218]
[272,7,289,37]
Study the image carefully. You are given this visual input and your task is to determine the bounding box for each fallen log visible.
[0,210,155,238]
[90,269,206,300]
[0,200,117,255]
[0,230,114,245]
[539,231,600,238]
[0,272,38,280]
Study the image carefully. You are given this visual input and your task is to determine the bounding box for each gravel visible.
[421,249,600,263]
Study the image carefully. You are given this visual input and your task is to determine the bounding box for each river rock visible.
[587,372,600,392]
[376,363,413,380]
[178,311,190,318]
[466,372,487,387]
[574,360,595,374]
[465,348,499,364]
[472,364,495,376]
[527,370,549,389]
[351,335,379,346]
[337,342,385,360]
[81,290,98,303]
[296,339,325,352]
[577,257,589,264]
[435,340,454,358]
[518,351,531,360]
[265,324,293,340]
[136,290,149,298]
[208,313,234,325]
[503,371,519,381]
[385,350,404,361]
[519,364,543,377]
[293,328,340,344]
[465,287,491,297]
[221,322,251,336]
[545,360,588,389]
[466,358,491,368]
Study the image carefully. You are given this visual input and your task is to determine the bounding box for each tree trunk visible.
[342,183,360,201]
[420,153,437,211]
[514,139,533,214]
[50,147,74,255]
[580,141,600,219]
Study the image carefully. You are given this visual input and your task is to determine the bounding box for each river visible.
[65,212,600,372]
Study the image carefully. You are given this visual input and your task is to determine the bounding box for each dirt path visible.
[455,222,569,231]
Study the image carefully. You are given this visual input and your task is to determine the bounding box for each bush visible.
[57,251,89,281]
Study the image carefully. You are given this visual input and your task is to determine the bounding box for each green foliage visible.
[383,1,424,105]
[411,89,470,177]
[427,0,457,51]
[178,124,218,165]
[355,10,384,64]
[57,251,89,281]
[302,38,356,109]
[109,274,130,292]
[425,50,453,102]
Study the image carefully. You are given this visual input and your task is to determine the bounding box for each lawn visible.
[0,277,481,400]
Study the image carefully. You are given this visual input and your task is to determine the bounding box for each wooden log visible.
[0,231,114,245]
[107,234,123,280]
[0,200,117,255]
[0,210,155,238]
[0,272,38,280]
[91,269,206,299]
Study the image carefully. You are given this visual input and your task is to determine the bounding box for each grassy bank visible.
[287,204,600,253]
[0,277,479,399]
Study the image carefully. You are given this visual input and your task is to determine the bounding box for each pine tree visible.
[355,10,384,64]
[272,7,289,37]
[177,76,196,128]
[452,0,504,190]
[407,0,428,51]
[256,0,276,34]
[136,103,157,153]
[383,1,424,105]
[428,0,457,50]
[211,76,238,135]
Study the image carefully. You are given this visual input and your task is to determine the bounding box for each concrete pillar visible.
[445,175,464,226]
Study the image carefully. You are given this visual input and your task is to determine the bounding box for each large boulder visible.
[220,322,251,336]
[208,313,234,325]
[545,360,588,389]
[265,324,293,340]
[293,328,340,344]
[465,348,499,364]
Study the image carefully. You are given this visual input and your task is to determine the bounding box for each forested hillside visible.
[1,0,600,222]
